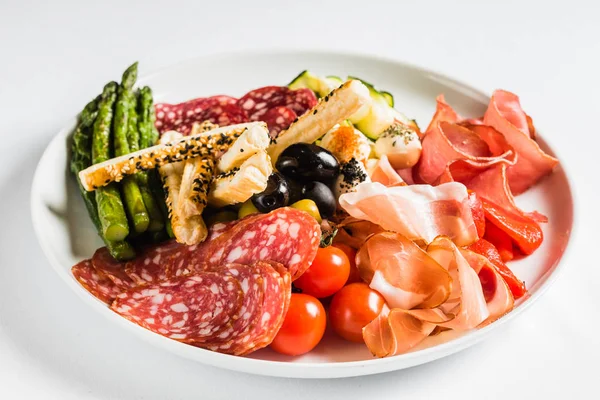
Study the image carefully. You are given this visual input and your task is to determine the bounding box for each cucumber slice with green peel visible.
[381,91,394,107]
[288,70,338,97]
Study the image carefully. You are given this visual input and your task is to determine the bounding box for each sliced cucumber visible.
[288,70,339,97]
[381,91,394,107]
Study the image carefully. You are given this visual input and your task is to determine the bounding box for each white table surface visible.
[1,0,598,398]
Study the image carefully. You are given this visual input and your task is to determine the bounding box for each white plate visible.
[31,50,574,379]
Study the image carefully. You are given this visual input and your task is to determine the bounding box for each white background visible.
[1,0,599,398]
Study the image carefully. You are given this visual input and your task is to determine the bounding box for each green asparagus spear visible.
[93,82,130,241]
[139,86,158,149]
[129,92,164,232]
[71,96,135,260]
[148,169,174,239]
[113,63,150,234]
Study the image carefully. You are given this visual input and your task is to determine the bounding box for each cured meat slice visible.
[339,181,479,246]
[356,232,452,310]
[239,261,291,355]
[111,272,244,345]
[124,240,194,286]
[204,208,321,280]
[72,259,120,305]
[237,86,317,122]
[91,247,135,290]
[260,106,297,138]
[200,263,266,352]
[155,95,244,135]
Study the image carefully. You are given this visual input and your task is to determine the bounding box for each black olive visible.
[302,181,336,218]
[286,178,305,205]
[251,172,290,213]
[276,143,340,183]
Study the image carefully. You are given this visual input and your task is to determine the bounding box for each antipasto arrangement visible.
[70,63,558,358]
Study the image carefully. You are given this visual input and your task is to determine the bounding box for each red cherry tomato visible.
[294,246,350,298]
[333,244,361,285]
[329,283,386,343]
[270,293,326,356]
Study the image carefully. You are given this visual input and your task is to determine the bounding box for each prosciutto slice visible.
[483,90,558,194]
[418,121,515,184]
[339,181,478,246]
[360,235,514,357]
[356,232,452,310]
[369,155,406,187]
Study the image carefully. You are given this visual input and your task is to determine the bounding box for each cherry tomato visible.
[333,244,361,285]
[294,246,350,298]
[270,293,326,356]
[329,283,385,343]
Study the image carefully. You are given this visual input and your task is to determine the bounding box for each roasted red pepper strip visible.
[467,190,486,238]
[484,220,514,262]
[480,197,543,255]
[468,238,527,299]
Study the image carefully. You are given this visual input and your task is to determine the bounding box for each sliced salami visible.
[204,208,321,280]
[261,106,297,138]
[111,272,243,344]
[72,259,121,305]
[91,247,135,290]
[237,86,317,122]
[124,240,199,286]
[155,96,244,135]
[239,261,291,355]
[200,263,266,353]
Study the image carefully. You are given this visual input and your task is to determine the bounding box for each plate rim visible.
[30,49,578,378]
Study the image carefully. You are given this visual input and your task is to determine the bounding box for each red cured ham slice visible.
[424,95,459,135]
[418,121,515,184]
[460,250,515,325]
[112,272,244,345]
[72,259,120,305]
[426,236,490,330]
[369,155,405,187]
[260,106,297,138]
[483,90,558,194]
[91,247,135,290]
[363,305,438,357]
[356,232,452,309]
[334,218,385,249]
[204,208,321,280]
[339,181,478,246]
[362,236,516,358]
[237,86,317,122]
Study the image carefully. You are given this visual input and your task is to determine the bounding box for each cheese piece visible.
[320,125,372,164]
[216,123,270,172]
[267,80,371,163]
[208,151,272,207]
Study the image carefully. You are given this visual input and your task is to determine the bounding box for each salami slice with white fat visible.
[111,272,244,344]
[238,260,291,355]
[205,208,321,280]
[198,263,266,352]
[155,95,245,135]
[91,247,135,290]
[237,86,317,122]
[124,240,193,286]
[261,106,297,138]
[72,259,121,305]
